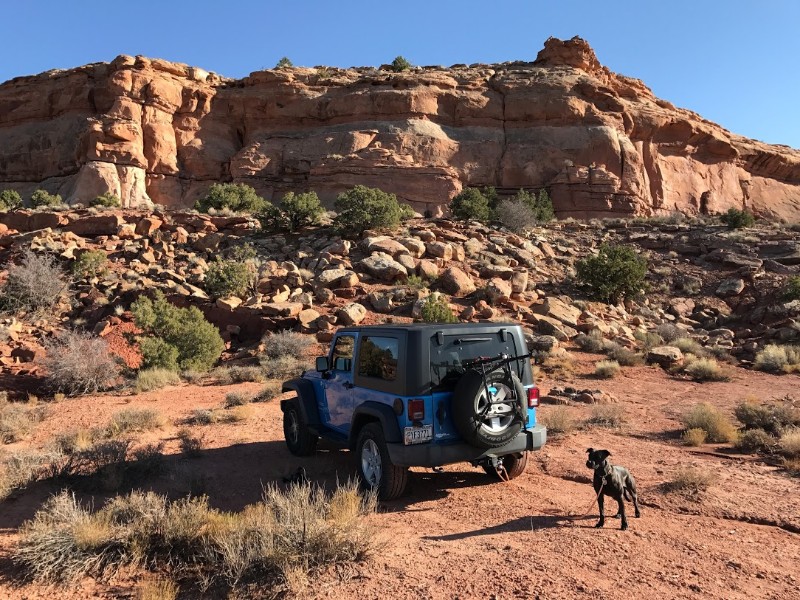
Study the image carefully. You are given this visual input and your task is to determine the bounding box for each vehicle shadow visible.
[384,469,498,511]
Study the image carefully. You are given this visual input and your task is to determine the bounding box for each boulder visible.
[135,216,163,236]
[316,268,359,289]
[359,254,408,282]
[336,302,367,326]
[716,278,746,297]
[485,277,512,304]
[646,346,684,367]
[216,296,243,310]
[427,241,453,261]
[65,214,125,237]
[417,259,439,280]
[262,302,303,317]
[365,236,410,257]
[440,267,476,297]
[533,296,581,327]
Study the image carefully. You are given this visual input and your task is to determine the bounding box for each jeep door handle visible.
[344,382,354,389]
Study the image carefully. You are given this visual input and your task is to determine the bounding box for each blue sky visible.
[3,1,799,148]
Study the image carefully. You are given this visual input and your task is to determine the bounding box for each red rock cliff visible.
[1,36,799,220]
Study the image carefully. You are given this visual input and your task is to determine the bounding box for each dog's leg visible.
[628,476,641,518]
[595,492,605,528]
[617,496,628,530]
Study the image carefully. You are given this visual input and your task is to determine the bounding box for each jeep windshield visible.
[429,331,525,391]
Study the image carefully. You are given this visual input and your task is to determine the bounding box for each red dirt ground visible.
[1,355,799,599]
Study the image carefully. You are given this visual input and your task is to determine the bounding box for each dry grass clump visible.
[541,353,577,380]
[134,368,180,393]
[681,403,738,443]
[41,331,120,396]
[186,409,217,425]
[782,457,800,476]
[261,355,308,380]
[586,405,625,428]
[656,323,682,343]
[136,577,179,600]
[682,428,707,447]
[734,400,800,435]
[664,468,716,495]
[261,330,313,361]
[735,429,774,453]
[224,392,249,408]
[754,344,800,373]
[253,382,282,403]
[780,429,800,458]
[0,249,68,315]
[106,409,165,437]
[14,481,377,590]
[55,428,99,454]
[177,428,204,458]
[0,448,63,501]
[574,330,606,353]
[219,405,253,423]
[539,406,575,435]
[604,342,643,366]
[672,337,707,357]
[0,400,49,444]
[634,330,663,350]
[683,357,728,382]
[594,360,620,379]
[213,365,266,385]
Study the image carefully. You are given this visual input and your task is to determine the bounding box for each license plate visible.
[404,424,433,445]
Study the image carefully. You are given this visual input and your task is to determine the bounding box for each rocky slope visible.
[1,37,800,220]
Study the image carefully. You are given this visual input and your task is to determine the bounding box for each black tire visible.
[482,452,529,480]
[283,399,318,456]
[452,368,525,449]
[356,423,408,500]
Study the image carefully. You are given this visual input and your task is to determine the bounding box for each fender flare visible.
[350,401,403,447]
[281,378,321,428]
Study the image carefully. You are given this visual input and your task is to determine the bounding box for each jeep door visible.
[323,333,357,434]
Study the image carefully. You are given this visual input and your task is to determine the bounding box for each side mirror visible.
[315,356,330,372]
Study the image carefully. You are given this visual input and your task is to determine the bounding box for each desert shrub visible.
[734,400,800,435]
[177,428,204,458]
[754,344,800,373]
[136,577,179,600]
[194,183,269,214]
[275,56,293,68]
[106,409,165,437]
[604,342,643,366]
[224,392,249,408]
[139,337,180,372]
[672,337,706,357]
[0,448,63,501]
[594,360,620,379]
[218,405,253,423]
[266,191,324,231]
[0,402,48,444]
[682,428,707,446]
[389,55,411,72]
[134,368,180,393]
[683,357,728,382]
[0,249,68,314]
[681,403,737,443]
[405,274,429,290]
[495,199,538,233]
[29,189,62,208]
[419,294,458,323]
[187,409,216,425]
[779,429,800,458]
[634,330,663,350]
[586,404,625,428]
[0,189,22,211]
[539,406,575,435]
[213,365,265,384]
[204,259,252,299]
[253,382,282,402]
[41,331,120,396]
[574,330,606,353]
[576,244,647,303]
[782,276,800,302]
[71,250,108,278]
[89,192,121,208]
[665,468,716,494]
[261,355,306,380]
[332,185,410,237]
[55,429,97,455]
[132,291,224,372]
[506,188,554,223]
[261,330,313,361]
[783,457,800,476]
[655,323,682,343]
[450,187,490,222]
[720,208,755,229]
[735,429,774,453]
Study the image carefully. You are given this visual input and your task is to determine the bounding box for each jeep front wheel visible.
[356,423,408,500]
[482,452,528,480]
[283,399,318,456]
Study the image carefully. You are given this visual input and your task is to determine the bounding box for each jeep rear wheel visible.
[283,399,318,456]
[482,452,528,480]
[356,423,408,500]
[452,369,525,449]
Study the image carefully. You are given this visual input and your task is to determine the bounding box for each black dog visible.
[585,448,641,530]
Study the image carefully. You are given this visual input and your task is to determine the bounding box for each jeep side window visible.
[357,336,399,381]
[331,335,355,372]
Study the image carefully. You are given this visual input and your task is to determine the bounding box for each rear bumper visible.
[386,424,547,468]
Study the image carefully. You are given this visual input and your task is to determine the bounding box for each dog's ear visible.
[586,447,594,454]
[599,449,611,460]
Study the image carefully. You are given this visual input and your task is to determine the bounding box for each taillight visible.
[527,387,539,408]
[408,399,425,421]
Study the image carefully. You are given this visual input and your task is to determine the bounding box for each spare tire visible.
[451,368,526,449]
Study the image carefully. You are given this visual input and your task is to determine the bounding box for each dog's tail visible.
[623,488,632,501]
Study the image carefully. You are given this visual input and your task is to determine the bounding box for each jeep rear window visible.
[429,332,524,391]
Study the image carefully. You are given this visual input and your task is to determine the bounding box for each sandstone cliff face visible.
[1,37,799,220]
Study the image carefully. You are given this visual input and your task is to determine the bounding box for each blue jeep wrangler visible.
[280,323,547,499]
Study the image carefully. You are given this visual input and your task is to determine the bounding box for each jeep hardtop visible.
[280,322,547,499]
